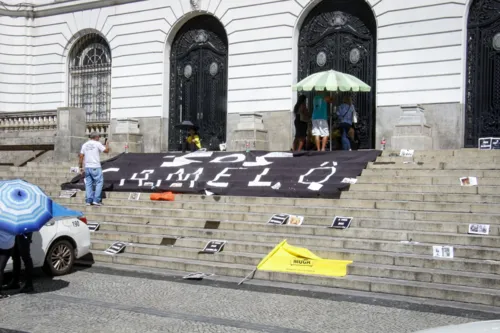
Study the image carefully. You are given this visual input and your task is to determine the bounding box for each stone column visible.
[109,118,143,153]
[228,113,269,151]
[390,105,433,150]
[54,107,87,161]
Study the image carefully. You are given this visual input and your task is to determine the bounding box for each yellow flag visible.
[257,240,352,277]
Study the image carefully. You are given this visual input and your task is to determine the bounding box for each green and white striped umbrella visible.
[292,70,371,92]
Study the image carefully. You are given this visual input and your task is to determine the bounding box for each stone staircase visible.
[1,149,500,307]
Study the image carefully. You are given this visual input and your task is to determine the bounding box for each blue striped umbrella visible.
[0,179,81,235]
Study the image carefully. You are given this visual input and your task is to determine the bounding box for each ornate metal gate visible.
[465,0,500,147]
[298,9,376,149]
[168,18,228,151]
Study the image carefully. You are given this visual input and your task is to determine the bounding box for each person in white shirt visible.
[79,132,110,206]
[0,230,15,299]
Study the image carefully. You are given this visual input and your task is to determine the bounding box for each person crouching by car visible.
[0,230,15,299]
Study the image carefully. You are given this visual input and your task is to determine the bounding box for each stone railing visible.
[0,110,58,131]
[86,122,110,138]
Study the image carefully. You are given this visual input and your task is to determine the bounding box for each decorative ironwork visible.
[298,7,376,149]
[465,0,500,147]
[316,51,327,67]
[493,33,500,51]
[209,62,219,76]
[168,17,228,151]
[190,0,200,9]
[349,48,360,64]
[68,33,111,123]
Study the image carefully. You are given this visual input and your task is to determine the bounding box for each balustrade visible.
[0,111,57,131]
[86,122,110,138]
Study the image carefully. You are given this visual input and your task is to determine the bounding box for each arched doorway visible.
[68,33,112,123]
[298,1,376,149]
[168,15,228,151]
[465,0,500,147]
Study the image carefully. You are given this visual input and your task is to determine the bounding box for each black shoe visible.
[4,281,20,290]
[19,284,34,294]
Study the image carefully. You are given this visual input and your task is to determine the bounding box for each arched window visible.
[68,33,111,122]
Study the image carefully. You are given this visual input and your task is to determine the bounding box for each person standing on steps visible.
[4,232,34,294]
[311,92,330,151]
[337,96,355,151]
[293,94,309,152]
[0,230,15,299]
[79,132,110,206]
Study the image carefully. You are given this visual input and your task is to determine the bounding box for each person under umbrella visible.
[4,232,34,293]
[186,128,201,152]
[176,121,202,152]
[0,179,83,294]
[0,229,15,299]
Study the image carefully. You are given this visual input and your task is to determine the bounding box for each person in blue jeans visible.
[79,132,110,206]
[337,96,355,151]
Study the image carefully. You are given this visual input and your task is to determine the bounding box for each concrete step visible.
[381,149,500,158]
[0,172,73,179]
[375,156,500,164]
[357,175,500,186]
[90,250,500,306]
[361,169,500,178]
[89,239,500,290]
[91,219,500,249]
[0,177,71,185]
[82,207,500,235]
[59,198,500,224]
[27,162,77,168]
[52,191,338,208]
[368,162,500,170]
[341,191,500,204]
[90,231,500,272]
[85,214,500,260]
[350,184,499,195]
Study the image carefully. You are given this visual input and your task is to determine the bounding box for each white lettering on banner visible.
[161,151,213,167]
[165,168,204,188]
[298,162,338,189]
[242,152,293,167]
[249,168,272,187]
[207,168,246,187]
[103,168,120,173]
[129,170,154,187]
[210,154,246,164]
[166,168,204,182]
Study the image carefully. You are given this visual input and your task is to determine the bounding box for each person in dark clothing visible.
[0,230,15,299]
[5,233,34,293]
[293,95,309,152]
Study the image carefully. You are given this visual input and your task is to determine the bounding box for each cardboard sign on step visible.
[199,240,226,254]
[460,177,478,186]
[433,246,454,259]
[287,215,304,226]
[268,214,289,225]
[399,149,414,157]
[330,217,353,229]
[468,224,490,235]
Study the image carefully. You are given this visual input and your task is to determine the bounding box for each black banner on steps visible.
[61,150,381,199]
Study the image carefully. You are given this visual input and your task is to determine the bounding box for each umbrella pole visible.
[329,91,333,151]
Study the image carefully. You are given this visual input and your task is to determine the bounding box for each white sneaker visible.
[92,202,102,206]
[85,203,91,206]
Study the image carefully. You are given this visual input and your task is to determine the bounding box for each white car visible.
[5,215,91,276]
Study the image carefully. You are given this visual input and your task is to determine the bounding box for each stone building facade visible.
[0,0,498,153]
